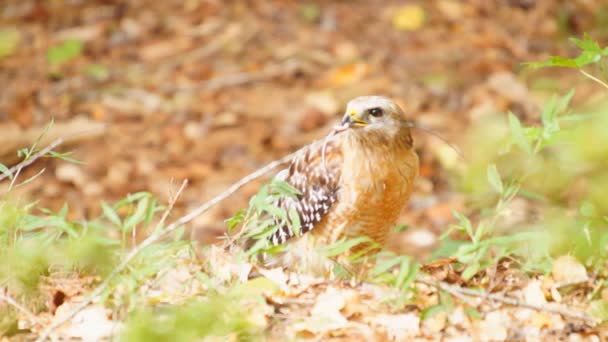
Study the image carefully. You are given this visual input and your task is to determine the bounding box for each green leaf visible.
[540,95,557,127]
[555,89,574,115]
[288,207,301,237]
[420,304,445,321]
[230,277,279,297]
[47,39,83,66]
[508,112,532,154]
[570,34,602,54]
[399,262,419,291]
[465,307,482,320]
[173,225,185,241]
[580,201,597,218]
[486,164,503,194]
[225,209,245,232]
[0,163,13,180]
[58,203,69,218]
[299,3,321,23]
[101,202,122,226]
[86,64,110,80]
[143,198,158,227]
[587,299,608,323]
[321,236,373,257]
[526,56,578,69]
[439,289,455,312]
[394,257,411,288]
[270,179,301,198]
[461,261,480,280]
[527,35,605,70]
[393,224,409,233]
[452,211,473,237]
[263,204,288,221]
[46,151,84,164]
[333,263,351,280]
[123,197,149,230]
[370,255,403,277]
[573,51,601,67]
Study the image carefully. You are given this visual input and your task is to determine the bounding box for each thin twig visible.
[0,291,40,324]
[34,152,297,342]
[417,276,596,324]
[154,180,188,237]
[0,137,65,183]
[579,69,608,90]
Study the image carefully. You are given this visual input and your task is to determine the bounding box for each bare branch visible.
[417,276,596,324]
[34,151,296,342]
[0,137,64,183]
[0,291,40,325]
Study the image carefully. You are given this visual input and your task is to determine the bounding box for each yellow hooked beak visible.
[341,109,368,128]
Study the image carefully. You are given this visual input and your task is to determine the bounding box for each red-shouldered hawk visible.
[268,96,419,261]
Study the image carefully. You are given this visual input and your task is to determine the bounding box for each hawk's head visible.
[340,96,412,145]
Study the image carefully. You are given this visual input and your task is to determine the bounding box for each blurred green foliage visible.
[121,280,273,342]
[46,39,83,76]
[0,27,20,59]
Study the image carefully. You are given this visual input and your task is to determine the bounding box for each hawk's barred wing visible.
[269,138,342,245]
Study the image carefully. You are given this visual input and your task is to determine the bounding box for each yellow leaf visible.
[392,5,426,31]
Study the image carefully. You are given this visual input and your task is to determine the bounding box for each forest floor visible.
[1,0,608,340]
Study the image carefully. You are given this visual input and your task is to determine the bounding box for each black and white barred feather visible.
[269,139,342,245]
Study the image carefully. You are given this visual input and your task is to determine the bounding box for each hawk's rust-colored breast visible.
[312,134,418,248]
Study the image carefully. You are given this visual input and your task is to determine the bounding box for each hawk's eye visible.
[369,107,383,117]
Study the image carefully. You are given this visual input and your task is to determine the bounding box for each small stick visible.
[417,276,596,324]
[0,137,64,183]
[34,152,297,342]
[0,291,40,324]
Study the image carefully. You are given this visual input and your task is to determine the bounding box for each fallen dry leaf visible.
[52,305,118,341]
[476,311,507,342]
[391,5,426,31]
[523,280,548,307]
[552,255,588,283]
[369,313,420,341]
